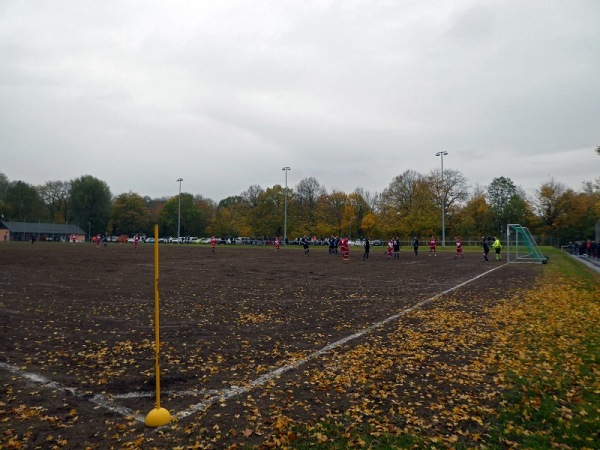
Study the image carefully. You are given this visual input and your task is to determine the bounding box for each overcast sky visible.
[1,0,599,202]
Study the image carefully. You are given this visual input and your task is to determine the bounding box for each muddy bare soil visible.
[0,242,541,449]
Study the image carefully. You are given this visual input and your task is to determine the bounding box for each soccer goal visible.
[506,224,548,264]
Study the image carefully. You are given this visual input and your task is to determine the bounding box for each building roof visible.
[0,221,86,235]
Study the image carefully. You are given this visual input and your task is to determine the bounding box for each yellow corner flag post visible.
[145,224,171,427]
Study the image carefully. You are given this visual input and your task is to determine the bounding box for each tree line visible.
[0,169,598,244]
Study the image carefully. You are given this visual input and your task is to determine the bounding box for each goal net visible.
[506,224,548,264]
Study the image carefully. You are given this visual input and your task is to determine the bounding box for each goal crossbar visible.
[506,224,548,264]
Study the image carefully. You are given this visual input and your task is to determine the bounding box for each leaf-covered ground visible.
[1,243,597,448]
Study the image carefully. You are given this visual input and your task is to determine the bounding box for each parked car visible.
[371,239,383,246]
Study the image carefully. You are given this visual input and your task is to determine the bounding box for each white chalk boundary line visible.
[111,388,224,399]
[0,361,146,423]
[0,264,505,424]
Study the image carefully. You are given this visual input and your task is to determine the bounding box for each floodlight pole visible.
[435,151,448,247]
[177,178,183,243]
[282,167,290,244]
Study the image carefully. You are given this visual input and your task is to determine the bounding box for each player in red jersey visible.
[387,238,394,259]
[340,236,350,261]
[454,236,464,259]
[71,233,76,245]
[274,236,280,251]
[211,236,217,252]
[134,234,139,250]
[429,236,437,256]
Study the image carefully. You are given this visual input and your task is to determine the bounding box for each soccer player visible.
[301,236,310,255]
[492,236,502,261]
[134,234,139,250]
[429,236,437,256]
[363,237,370,260]
[481,236,490,262]
[211,236,217,252]
[454,236,464,259]
[387,238,394,259]
[340,235,350,261]
[274,236,280,251]
[412,237,419,256]
[393,237,401,259]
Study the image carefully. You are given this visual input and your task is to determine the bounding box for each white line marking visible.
[112,388,224,399]
[176,264,506,419]
[0,362,146,423]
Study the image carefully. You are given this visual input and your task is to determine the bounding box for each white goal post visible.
[506,224,548,264]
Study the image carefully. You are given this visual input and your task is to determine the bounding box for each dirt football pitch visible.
[0,241,542,449]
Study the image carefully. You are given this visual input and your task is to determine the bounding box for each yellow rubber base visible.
[145,407,171,427]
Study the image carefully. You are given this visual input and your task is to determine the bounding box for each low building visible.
[0,221,86,242]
